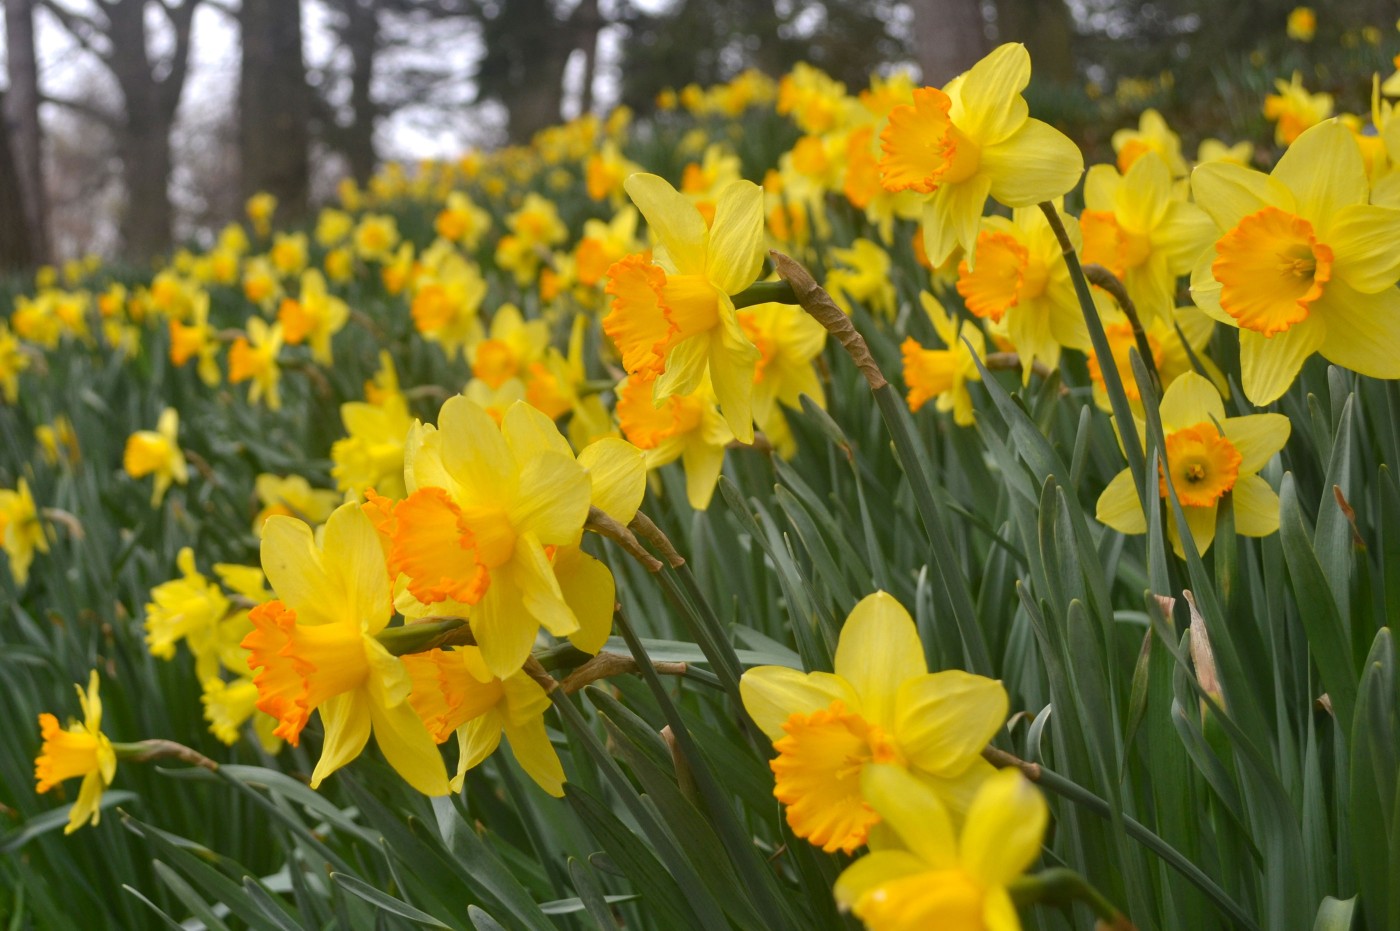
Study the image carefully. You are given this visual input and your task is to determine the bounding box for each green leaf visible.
[1311,895,1357,931]
[330,873,452,929]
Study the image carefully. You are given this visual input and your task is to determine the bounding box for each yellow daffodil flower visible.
[1263,73,1334,146]
[736,300,827,441]
[411,254,487,361]
[145,546,231,681]
[228,317,285,410]
[1,321,32,402]
[574,207,643,291]
[354,213,401,263]
[1086,304,1220,410]
[1080,151,1216,321]
[124,407,189,506]
[314,207,354,248]
[1287,6,1316,41]
[469,304,551,389]
[901,293,985,426]
[1190,120,1400,405]
[246,192,277,237]
[616,370,733,510]
[834,765,1047,931]
[269,232,309,277]
[603,172,765,443]
[1196,138,1254,169]
[332,385,415,501]
[741,592,1008,853]
[1112,108,1188,176]
[495,194,568,287]
[201,675,282,752]
[0,478,49,586]
[253,473,341,531]
[277,270,348,366]
[955,207,1088,380]
[878,43,1084,269]
[169,291,221,387]
[404,646,564,795]
[35,671,117,834]
[434,191,492,248]
[1097,372,1290,555]
[827,239,897,319]
[243,503,450,794]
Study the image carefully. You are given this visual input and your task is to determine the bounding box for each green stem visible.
[375,617,474,656]
[731,280,797,309]
[1008,868,1131,927]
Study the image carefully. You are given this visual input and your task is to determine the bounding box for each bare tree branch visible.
[38,0,113,64]
[40,92,121,129]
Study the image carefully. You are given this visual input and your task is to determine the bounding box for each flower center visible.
[242,601,373,746]
[956,231,1029,322]
[1213,206,1333,337]
[473,339,519,388]
[1159,423,1243,508]
[878,87,982,194]
[387,487,494,602]
[770,700,904,854]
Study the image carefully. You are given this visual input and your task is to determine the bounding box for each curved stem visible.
[1009,868,1134,928]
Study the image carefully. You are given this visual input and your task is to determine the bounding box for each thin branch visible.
[39,93,121,130]
[38,0,113,64]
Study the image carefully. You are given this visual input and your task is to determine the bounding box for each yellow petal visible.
[833,850,928,911]
[1318,203,1400,293]
[504,715,566,797]
[1189,162,1293,232]
[1231,473,1281,537]
[949,43,1030,146]
[502,400,573,462]
[982,119,1083,208]
[624,173,708,277]
[681,437,727,510]
[1317,279,1400,380]
[653,332,709,401]
[509,451,591,544]
[471,579,537,679]
[369,696,450,795]
[1117,151,1172,232]
[260,515,341,627]
[454,713,504,789]
[579,437,647,524]
[310,690,372,788]
[513,532,580,637]
[1239,317,1325,405]
[706,180,765,295]
[893,671,1008,777]
[439,396,515,505]
[321,503,393,634]
[1157,371,1226,432]
[1221,414,1290,474]
[860,763,959,867]
[554,547,615,655]
[709,328,758,445]
[1173,501,1218,557]
[833,592,925,730]
[959,768,1047,885]
[1271,120,1367,221]
[65,770,106,834]
[923,174,992,268]
[739,667,859,740]
[1096,469,1146,535]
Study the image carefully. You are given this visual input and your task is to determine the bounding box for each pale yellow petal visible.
[471,579,537,680]
[513,531,580,637]
[1271,120,1368,221]
[624,173,708,277]
[260,515,341,627]
[1239,317,1325,405]
[860,763,959,867]
[1318,203,1400,293]
[1158,371,1226,432]
[739,667,859,740]
[1097,469,1146,535]
[508,451,591,544]
[554,547,615,655]
[1189,162,1293,232]
[439,396,515,504]
[504,715,566,797]
[680,437,726,510]
[453,713,504,790]
[501,400,573,462]
[923,174,992,268]
[982,119,1083,208]
[310,690,373,788]
[1231,473,1281,537]
[1317,280,1400,380]
[894,671,1008,777]
[653,332,709,401]
[321,502,393,634]
[1221,413,1290,474]
[706,180,766,295]
[833,851,928,911]
[579,437,647,524]
[369,696,450,795]
[950,43,1030,146]
[833,592,925,730]
[959,768,1047,885]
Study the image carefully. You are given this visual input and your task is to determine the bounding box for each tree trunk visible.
[344,0,378,186]
[0,91,37,271]
[4,0,50,264]
[576,0,601,116]
[994,0,1075,84]
[239,0,311,219]
[909,0,988,86]
[117,105,176,262]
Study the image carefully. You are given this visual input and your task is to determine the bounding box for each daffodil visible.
[1097,372,1290,556]
[1287,6,1316,41]
[228,318,285,411]
[145,547,231,680]
[411,255,487,361]
[901,293,985,426]
[253,473,341,531]
[246,192,277,237]
[315,207,354,247]
[1,321,32,402]
[1263,73,1334,146]
[1080,151,1216,322]
[277,270,348,365]
[0,478,49,586]
[124,407,189,506]
[1189,120,1400,405]
[616,370,733,510]
[877,43,1084,268]
[243,503,449,794]
[469,304,550,389]
[827,239,897,319]
[404,646,564,795]
[1085,304,1220,411]
[834,765,1047,931]
[394,398,640,677]
[495,194,568,287]
[434,191,492,248]
[354,213,401,263]
[201,675,282,752]
[602,173,765,443]
[332,386,415,501]
[168,291,221,387]
[736,300,827,443]
[954,207,1088,380]
[741,592,1007,853]
[35,671,117,834]
[1111,108,1188,176]
[269,232,309,277]
[574,206,643,291]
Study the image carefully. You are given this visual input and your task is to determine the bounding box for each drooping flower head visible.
[123,407,189,507]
